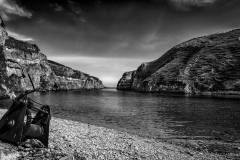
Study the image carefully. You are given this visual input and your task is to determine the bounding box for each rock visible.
[23,143,31,148]
[117,28,240,95]
[59,155,75,160]
[21,139,45,148]
[45,153,50,157]
[117,71,135,90]
[0,16,8,46]
[32,153,42,157]
[30,139,45,148]
[0,16,104,98]
[47,60,104,90]
[0,151,20,160]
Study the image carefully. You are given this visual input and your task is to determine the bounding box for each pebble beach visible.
[0,109,239,160]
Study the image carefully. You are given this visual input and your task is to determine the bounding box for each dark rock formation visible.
[117,28,240,94]
[0,17,104,98]
[117,71,135,90]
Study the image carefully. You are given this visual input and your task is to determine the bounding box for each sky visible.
[0,0,240,87]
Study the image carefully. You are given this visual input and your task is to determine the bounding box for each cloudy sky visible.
[1,0,240,87]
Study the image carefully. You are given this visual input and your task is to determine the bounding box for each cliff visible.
[47,60,104,90]
[117,71,135,90]
[0,17,104,98]
[117,28,240,94]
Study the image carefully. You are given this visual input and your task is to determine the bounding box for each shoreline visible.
[0,109,239,159]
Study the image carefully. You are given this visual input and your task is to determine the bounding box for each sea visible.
[1,88,240,140]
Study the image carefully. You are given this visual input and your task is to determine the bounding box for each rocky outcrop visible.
[117,28,240,94]
[0,17,104,98]
[47,60,104,90]
[117,71,135,90]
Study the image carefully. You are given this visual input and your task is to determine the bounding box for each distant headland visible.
[117,28,240,95]
[0,16,104,98]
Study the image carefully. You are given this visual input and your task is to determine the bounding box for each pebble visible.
[59,155,75,160]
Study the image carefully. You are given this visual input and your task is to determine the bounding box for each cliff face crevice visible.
[0,17,104,98]
[117,29,240,95]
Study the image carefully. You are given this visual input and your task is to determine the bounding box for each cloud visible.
[7,30,34,41]
[48,56,142,72]
[67,0,86,22]
[170,0,218,10]
[0,0,32,21]
[54,4,63,11]
[67,0,82,15]
[49,3,63,12]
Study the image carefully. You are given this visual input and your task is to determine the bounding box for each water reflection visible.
[0,89,240,140]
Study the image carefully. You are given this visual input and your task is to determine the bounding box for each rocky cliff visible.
[117,71,135,90]
[47,60,104,90]
[117,28,240,94]
[0,17,104,98]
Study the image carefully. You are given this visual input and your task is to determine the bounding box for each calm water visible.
[1,89,240,140]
